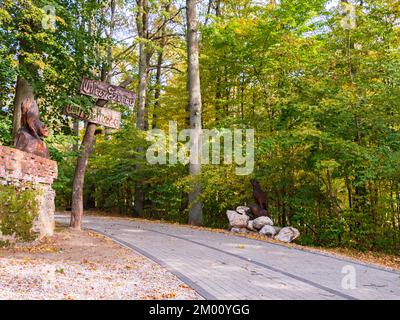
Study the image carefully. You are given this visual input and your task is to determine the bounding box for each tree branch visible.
[149,64,183,73]
[149,7,184,40]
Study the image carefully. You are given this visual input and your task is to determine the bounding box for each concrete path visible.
[55,215,400,300]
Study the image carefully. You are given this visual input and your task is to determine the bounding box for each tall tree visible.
[186,0,203,225]
[133,0,151,216]
[152,1,171,129]
[70,0,119,229]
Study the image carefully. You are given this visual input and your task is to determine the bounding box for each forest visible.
[1,0,400,254]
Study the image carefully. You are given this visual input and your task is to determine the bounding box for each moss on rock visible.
[0,184,39,244]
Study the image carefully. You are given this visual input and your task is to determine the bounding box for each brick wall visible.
[0,145,58,185]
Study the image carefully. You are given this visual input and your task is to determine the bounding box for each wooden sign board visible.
[80,77,136,108]
[64,104,121,129]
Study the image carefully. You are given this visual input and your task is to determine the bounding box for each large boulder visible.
[259,225,277,237]
[274,227,300,243]
[253,216,273,230]
[227,210,249,228]
[236,206,251,215]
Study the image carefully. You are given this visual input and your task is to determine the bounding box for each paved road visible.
[55,215,400,300]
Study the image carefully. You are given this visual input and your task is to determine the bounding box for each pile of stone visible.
[226,206,300,243]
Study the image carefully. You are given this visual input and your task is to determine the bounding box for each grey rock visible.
[274,227,300,243]
[259,225,277,237]
[246,220,257,231]
[236,206,251,215]
[226,210,249,228]
[253,216,273,230]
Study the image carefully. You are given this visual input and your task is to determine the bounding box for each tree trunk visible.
[240,73,245,120]
[186,0,203,226]
[136,0,149,131]
[152,2,170,129]
[12,76,34,144]
[390,184,395,229]
[152,50,163,129]
[224,68,230,115]
[133,0,151,216]
[345,176,353,209]
[73,120,80,152]
[70,121,97,229]
[105,0,116,141]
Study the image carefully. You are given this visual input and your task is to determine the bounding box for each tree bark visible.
[105,0,116,141]
[133,0,151,216]
[70,121,97,229]
[73,120,80,152]
[240,73,245,120]
[152,50,163,129]
[136,0,149,131]
[186,0,203,226]
[70,93,109,229]
[152,2,170,129]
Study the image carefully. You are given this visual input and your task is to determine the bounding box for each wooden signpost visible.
[80,77,135,109]
[64,104,121,129]
[64,78,136,129]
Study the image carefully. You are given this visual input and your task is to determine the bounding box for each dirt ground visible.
[0,225,201,300]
